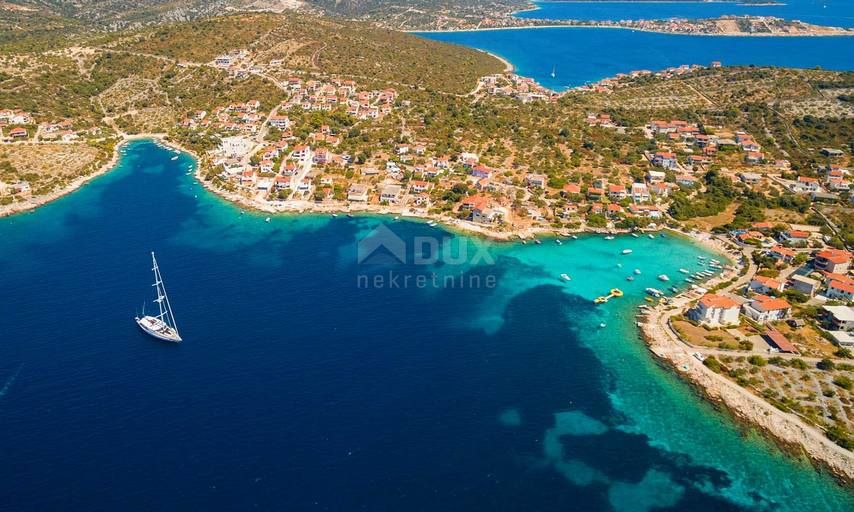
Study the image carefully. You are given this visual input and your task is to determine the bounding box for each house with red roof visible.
[742,295,791,323]
[7,127,27,139]
[608,184,627,200]
[410,180,432,193]
[651,151,677,170]
[562,183,581,196]
[606,203,624,218]
[779,230,811,246]
[587,187,605,200]
[764,328,798,354]
[748,275,784,295]
[826,279,854,302]
[689,294,740,326]
[769,245,797,264]
[792,176,821,194]
[814,249,851,274]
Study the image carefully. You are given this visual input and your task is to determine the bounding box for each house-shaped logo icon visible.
[357,223,406,265]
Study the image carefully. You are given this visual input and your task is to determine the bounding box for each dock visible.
[594,288,624,304]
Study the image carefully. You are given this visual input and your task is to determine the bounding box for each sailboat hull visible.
[135,315,182,343]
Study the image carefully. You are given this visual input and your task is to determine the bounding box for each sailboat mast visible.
[151,252,179,335]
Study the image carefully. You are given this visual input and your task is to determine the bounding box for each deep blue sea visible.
[422,27,854,90]
[419,0,854,90]
[518,0,854,28]
[1,140,852,510]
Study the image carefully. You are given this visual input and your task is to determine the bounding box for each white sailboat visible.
[135,252,182,343]
[550,65,556,78]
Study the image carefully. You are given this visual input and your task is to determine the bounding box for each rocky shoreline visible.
[637,239,854,485]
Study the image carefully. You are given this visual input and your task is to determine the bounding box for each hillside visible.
[0,11,502,129]
[106,13,502,94]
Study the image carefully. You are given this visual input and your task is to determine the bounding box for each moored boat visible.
[645,287,663,297]
[622,249,632,255]
[135,252,182,343]
[658,274,670,282]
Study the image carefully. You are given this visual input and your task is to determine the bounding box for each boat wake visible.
[0,363,23,398]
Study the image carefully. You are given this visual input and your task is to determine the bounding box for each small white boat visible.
[427,221,437,227]
[645,288,663,297]
[658,274,670,282]
[332,213,338,217]
[697,256,706,260]
[560,273,571,281]
[265,217,271,223]
[622,249,633,255]
[634,269,641,275]
[626,276,634,281]
[521,240,527,245]
[616,263,623,268]
[631,233,639,238]
[599,323,606,329]
[135,252,182,343]
[170,156,179,161]
[534,239,542,245]
[394,216,399,221]
[571,235,578,240]
[604,236,615,240]
[679,268,689,274]
[648,234,654,239]
[555,239,562,245]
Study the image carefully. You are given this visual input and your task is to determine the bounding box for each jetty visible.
[594,288,623,304]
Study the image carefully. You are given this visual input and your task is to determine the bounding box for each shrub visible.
[703,356,722,373]
[748,355,767,367]
[817,358,836,371]
[833,375,853,391]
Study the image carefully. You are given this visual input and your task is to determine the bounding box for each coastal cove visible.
[419,26,854,90]
[1,140,852,509]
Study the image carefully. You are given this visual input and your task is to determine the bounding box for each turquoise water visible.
[420,27,854,90]
[0,140,851,509]
[518,1,854,28]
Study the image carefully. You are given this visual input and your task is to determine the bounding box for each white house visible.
[748,275,784,295]
[380,184,403,204]
[742,295,791,323]
[689,294,740,326]
[826,279,854,302]
[347,184,369,202]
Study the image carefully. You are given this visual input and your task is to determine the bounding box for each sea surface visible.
[518,0,854,28]
[421,27,854,90]
[419,0,854,90]
[0,140,852,510]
